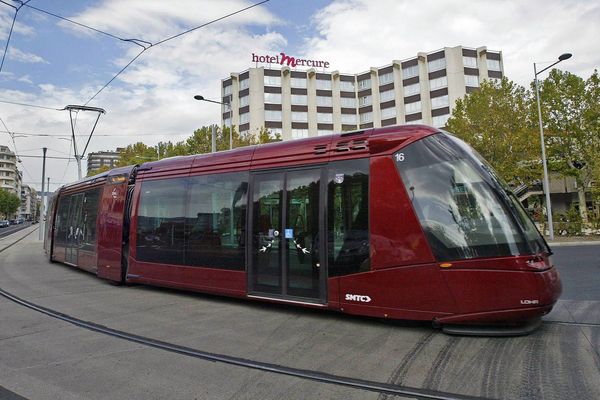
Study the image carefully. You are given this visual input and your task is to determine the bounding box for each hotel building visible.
[221,45,503,140]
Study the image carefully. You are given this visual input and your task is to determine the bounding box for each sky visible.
[0,0,598,193]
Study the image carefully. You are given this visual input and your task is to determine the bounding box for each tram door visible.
[65,193,84,264]
[249,168,326,303]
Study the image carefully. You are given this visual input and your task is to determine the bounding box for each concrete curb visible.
[548,241,600,247]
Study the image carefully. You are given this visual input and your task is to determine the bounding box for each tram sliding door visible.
[65,193,84,265]
[249,167,326,303]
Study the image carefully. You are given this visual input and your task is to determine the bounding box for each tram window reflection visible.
[327,159,370,277]
[136,178,187,265]
[186,172,248,270]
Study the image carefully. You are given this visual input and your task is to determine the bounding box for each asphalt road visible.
[0,222,33,239]
[0,229,598,400]
[552,244,600,301]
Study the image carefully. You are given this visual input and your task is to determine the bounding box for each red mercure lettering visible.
[279,52,297,67]
[323,61,330,69]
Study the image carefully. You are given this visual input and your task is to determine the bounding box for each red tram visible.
[44,125,561,334]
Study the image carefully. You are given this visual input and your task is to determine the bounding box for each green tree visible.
[0,189,20,218]
[117,142,160,167]
[446,77,540,185]
[86,164,111,177]
[537,69,600,223]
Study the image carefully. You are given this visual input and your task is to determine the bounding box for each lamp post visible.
[194,95,233,150]
[534,52,572,241]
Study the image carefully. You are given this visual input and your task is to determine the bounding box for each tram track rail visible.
[2,232,598,399]
[0,287,483,400]
[0,230,486,400]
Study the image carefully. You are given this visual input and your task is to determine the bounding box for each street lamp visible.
[194,95,233,150]
[534,52,572,241]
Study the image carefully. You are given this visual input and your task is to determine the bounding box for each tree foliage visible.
[446,77,540,185]
[116,124,281,168]
[537,69,600,223]
[0,189,20,218]
[86,164,111,177]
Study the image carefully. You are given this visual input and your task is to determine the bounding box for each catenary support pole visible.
[38,147,47,240]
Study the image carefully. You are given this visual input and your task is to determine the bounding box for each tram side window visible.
[79,188,101,251]
[186,172,248,270]
[327,159,370,277]
[136,178,187,265]
[54,196,71,246]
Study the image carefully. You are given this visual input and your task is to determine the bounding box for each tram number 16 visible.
[395,153,405,162]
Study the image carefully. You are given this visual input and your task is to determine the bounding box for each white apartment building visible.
[20,184,37,220]
[0,145,19,194]
[86,149,123,173]
[221,46,503,140]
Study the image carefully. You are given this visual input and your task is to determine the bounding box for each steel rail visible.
[0,231,482,400]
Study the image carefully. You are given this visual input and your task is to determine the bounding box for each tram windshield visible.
[395,132,548,261]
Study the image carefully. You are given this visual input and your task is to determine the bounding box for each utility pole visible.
[39,147,47,240]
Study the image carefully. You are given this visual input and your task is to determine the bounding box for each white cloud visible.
[301,0,600,86]
[7,47,48,64]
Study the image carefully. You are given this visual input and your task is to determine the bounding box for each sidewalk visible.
[546,235,600,247]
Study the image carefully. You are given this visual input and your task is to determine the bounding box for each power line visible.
[0,129,192,137]
[83,0,270,106]
[0,0,31,73]
[22,2,146,47]
[0,99,63,111]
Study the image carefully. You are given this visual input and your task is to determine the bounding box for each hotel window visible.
[465,75,480,87]
[340,97,356,107]
[406,119,422,125]
[341,113,357,124]
[292,129,309,139]
[240,112,250,124]
[380,107,396,119]
[429,76,448,90]
[240,129,249,136]
[291,77,307,88]
[318,130,334,136]
[405,101,421,114]
[264,92,281,104]
[265,110,282,121]
[432,114,450,128]
[264,75,281,86]
[359,112,372,123]
[223,85,232,96]
[404,82,420,96]
[486,77,502,85]
[402,64,418,79]
[487,59,501,71]
[317,113,333,123]
[316,79,332,90]
[428,58,446,72]
[359,95,372,106]
[463,56,478,68]
[379,89,395,102]
[291,94,308,105]
[240,79,249,90]
[316,96,333,106]
[379,72,393,85]
[224,117,231,127]
[340,81,355,91]
[292,112,308,122]
[239,95,249,107]
[431,94,449,109]
[358,78,371,90]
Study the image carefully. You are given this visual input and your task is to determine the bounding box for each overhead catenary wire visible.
[0,0,31,73]
[0,99,63,111]
[82,0,270,106]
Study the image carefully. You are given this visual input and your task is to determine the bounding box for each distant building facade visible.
[86,148,123,173]
[221,45,504,140]
[0,145,19,195]
[19,184,38,220]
